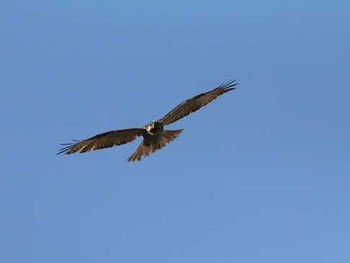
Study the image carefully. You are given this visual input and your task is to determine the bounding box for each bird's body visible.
[58,79,237,162]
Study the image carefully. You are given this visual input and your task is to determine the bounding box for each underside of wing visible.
[57,128,146,155]
[158,79,237,126]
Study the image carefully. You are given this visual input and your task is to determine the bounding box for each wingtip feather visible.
[220,78,238,90]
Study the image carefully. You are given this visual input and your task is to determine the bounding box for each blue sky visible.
[1,0,349,262]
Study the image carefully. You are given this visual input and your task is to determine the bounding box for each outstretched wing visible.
[57,128,146,155]
[157,79,237,126]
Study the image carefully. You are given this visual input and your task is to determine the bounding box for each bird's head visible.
[145,121,164,134]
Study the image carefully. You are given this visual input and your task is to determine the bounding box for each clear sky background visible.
[1,1,349,262]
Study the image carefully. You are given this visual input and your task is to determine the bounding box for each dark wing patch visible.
[157,79,237,126]
[57,128,146,155]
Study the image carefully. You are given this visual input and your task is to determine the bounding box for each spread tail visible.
[127,129,183,162]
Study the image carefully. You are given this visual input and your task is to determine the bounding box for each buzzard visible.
[58,79,237,162]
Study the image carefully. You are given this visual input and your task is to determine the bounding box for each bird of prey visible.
[58,79,237,162]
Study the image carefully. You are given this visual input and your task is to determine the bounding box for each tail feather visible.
[127,129,183,162]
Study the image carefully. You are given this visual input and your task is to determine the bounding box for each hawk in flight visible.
[58,79,237,162]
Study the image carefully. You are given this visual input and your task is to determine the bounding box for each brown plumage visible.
[57,129,145,155]
[127,130,183,162]
[157,79,237,125]
[58,79,237,162]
